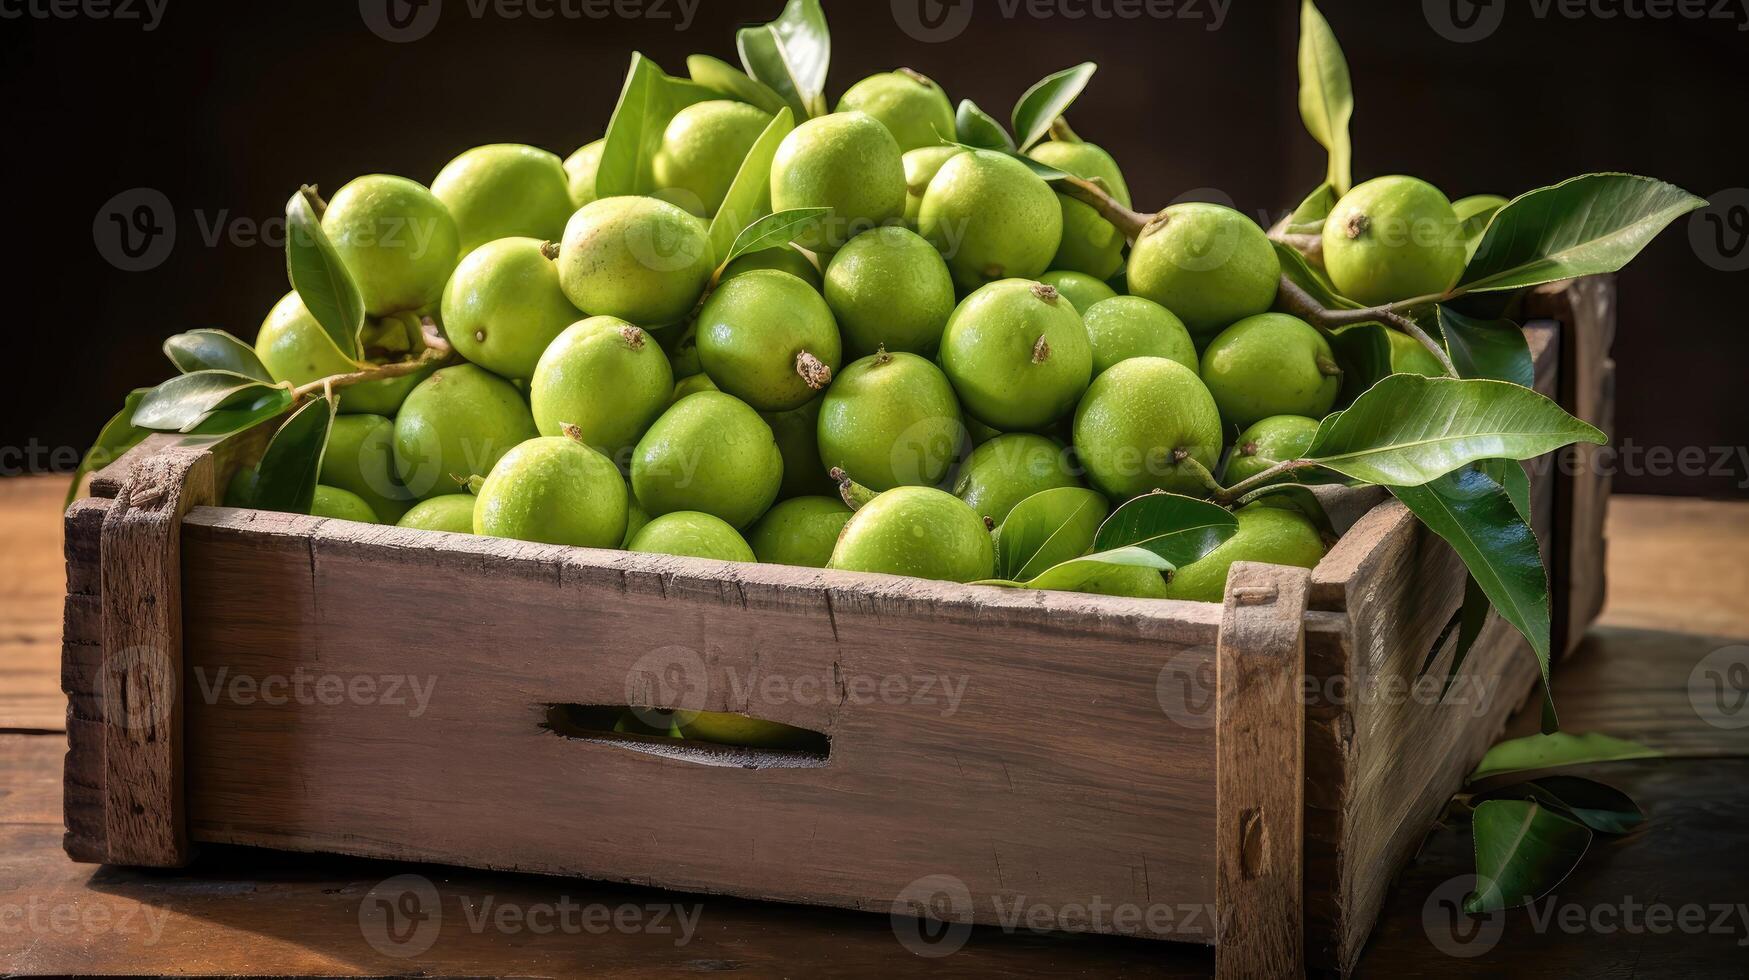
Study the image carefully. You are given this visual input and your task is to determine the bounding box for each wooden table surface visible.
[3,475,1746,977]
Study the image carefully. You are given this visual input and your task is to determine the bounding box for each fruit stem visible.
[1056,175,1149,242]
[539,240,560,261]
[299,184,329,218]
[898,67,933,87]
[830,467,876,511]
[1031,336,1052,364]
[1214,459,1321,505]
[1177,456,1228,499]
[290,320,456,402]
[796,351,834,390]
[1274,274,1460,378]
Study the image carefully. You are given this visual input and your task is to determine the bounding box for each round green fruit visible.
[824,226,955,358]
[1125,202,1279,339]
[1383,327,1446,377]
[835,69,956,153]
[473,435,628,548]
[817,349,962,492]
[255,292,429,416]
[763,397,836,500]
[747,496,853,568]
[1323,175,1465,307]
[631,391,783,528]
[952,433,1081,526]
[397,495,477,534]
[322,174,460,317]
[1038,270,1118,314]
[1162,504,1328,602]
[651,319,701,377]
[678,712,815,749]
[1200,313,1341,427]
[919,149,1062,291]
[432,144,573,255]
[393,365,539,499]
[628,511,757,562]
[770,111,906,254]
[622,495,650,547]
[827,486,995,583]
[1028,139,1131,281]
[671,373,718,404]
[530,317,673,466]
[1072,356,1223,499]
[696,269,842,412]
[902,145,963,227]
[1224,415,1321,485]
[939,280,1091,431]
[311,485,379,524]
[720,244,821,291]
[441,237,582,382]
[557,196,714,328]
[653,100,773,216]
[321,414,414,523]
[563,140,604,210]
[1082,296,1197,376]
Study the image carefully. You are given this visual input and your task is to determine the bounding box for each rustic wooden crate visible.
[61,280,1614,977]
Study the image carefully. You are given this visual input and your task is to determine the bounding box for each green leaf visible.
[1477,458,1532,522]
[721,207,831,267]
[1328,322,1393,408]
[250,395,336,515]
[163,328,273,381]
[993,487,1110,582]
[982,546,1171,592]
[1232,484,1339,544]
[1459,173,1707,293]
[64,388,153,506]
[1439,306,1533,387]
[1094,492,1239,568]
[1305,374,1606,486]
[954,99,1015,152]
[1488,776,1647,836]
[736,0,830,120]
[183,386,295,437]
[1286,182,1338,230]
[1010,63,1096,153]
[1465,800,1592,913]
[1275,241,1360,311]
[1297,1,1353,195]
[1469,732,1663,784]
[707,108,796,267]
[1452,193,1508,259]
[597,52,720,198]
[132,370,284,433]
[285,187,364,361]
[686,53,790,115]
[1430,572,1492,698]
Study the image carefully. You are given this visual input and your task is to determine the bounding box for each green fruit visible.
[1323,175,1465,307]
[629,511,757,562]
[653,100,773,216]
[473,434,628,548]
[965,415,1003,447]
[1224,415,1321,485]
[671,373,719,404]
[321,414,414,523]
[441,237,582,381]
[557,196,714,328]
[432,144,573,254]
[835,69,956,153]
[678,712,814,749]
[564,140,604,210]
[1082,296,1197,376]
[322,175,460,317]
[397,495,477,534]
[764,397,836,500]
[1072,356,1223,499]
[622,495,650,547]
[1162,504,1327,602]
[1028,140,1131,280]
[255,292,430,416]
[1038,270,1118,314]
[1126,202,1279,339]
[952,433,1081,525]
[312,485,380,523]
[902,145,964,227]
[939,279,1091,431]
[1384,328,1446,377]
[631,391,783,528]
[696,269,842,412]
[650,320,701,377]
[393,365,539,499]
[919,150,1062,291]
[770,111,906,253]
[747,496,853,567]
[224,466,259,507]
[720,244,821,291]
[824,226,956,358]
[1200,313,1341,427]
[817,350,962,492]
[827,486,994,583]
[530,317,674,466]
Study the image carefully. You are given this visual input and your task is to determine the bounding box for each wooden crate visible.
[61,280,1614,977]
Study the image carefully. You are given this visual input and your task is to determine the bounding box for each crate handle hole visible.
[538,703,831,769]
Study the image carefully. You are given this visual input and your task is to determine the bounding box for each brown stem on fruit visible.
[1031,336,1051,364]
[560,423,587,445]
[1240,441,1259,457]
[1056,175,1149,242]
[874,344,893,365]
[619,326,646,350]
[1048,116,1082,144]
[1177,456,1229,499]
[539,240,561,261]
[830,467,874,512]
[1274,274,1460,378]
[983,515,996,531]
[796,351,833,390]
[299,184,329,217]
[1316,355,1344,378]
[290,341,455,402]
[898,67,933,87]
[1030,283,1060,304]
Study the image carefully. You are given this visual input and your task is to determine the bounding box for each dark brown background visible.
[4,0,1744,495]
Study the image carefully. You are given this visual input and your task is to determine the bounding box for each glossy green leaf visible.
[1285,182,1338,231]
[1421,572,1491,700]
[1482,776,1648,836]
[954,99,1015,152]
[708,108,797,266]
[1465,800,1593,913]
[721,207,831,267]
[1469,732,1662,784]
[686,53,790,115]
[597,52,719,198]
[1094,492,1239,568]
[64,388,152,506]
[1297,0,1353,195]
[163,329,273,381]
[981,546,1171,592]
[184,386,295,437]
[1453,193,1508,259]
[1328,322,1393,408]
[1010,63,1096,153]
[1439,306,1533,387]
[1459,173,1706,293]
[993,487,1110,582]
[1477,458,1532,522]
[132,370,283,433]
[250,395,336,516]
[1305,375,1606,486]
[1276,241,1360,311]
[285,187,363,361]
[736,0,830,120]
